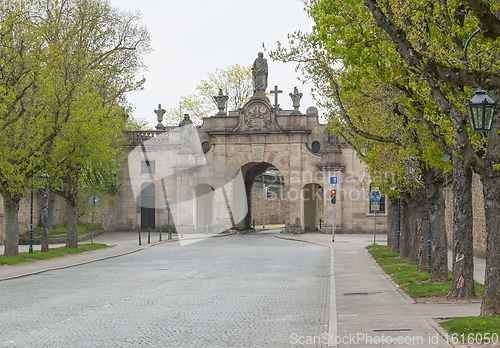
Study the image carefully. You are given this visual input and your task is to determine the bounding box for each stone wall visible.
[251,174,286,225]
[444,173,487,257]
[0,191,118,244]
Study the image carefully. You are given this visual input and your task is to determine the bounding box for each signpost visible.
[166,199,172,240]
[89,196,99,243]
[330,177,339,242]
[331,186,337,242]
[262,184,266,228]
[369,188,381,244]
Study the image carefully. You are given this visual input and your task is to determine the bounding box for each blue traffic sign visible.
[370,191,381,203]
[330,177,337,184]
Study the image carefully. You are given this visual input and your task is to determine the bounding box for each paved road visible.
[0,231,330,348]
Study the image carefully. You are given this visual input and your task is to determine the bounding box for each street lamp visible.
[29,183,34,253]
[463,28,498,132]
[465,88,497,132]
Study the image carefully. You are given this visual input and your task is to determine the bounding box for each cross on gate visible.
[270,85,282,109]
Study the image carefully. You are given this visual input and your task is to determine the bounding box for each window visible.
[369,184,386,213]
[141,160,155,174]
[311,141,321,153]
[202,142,211,154]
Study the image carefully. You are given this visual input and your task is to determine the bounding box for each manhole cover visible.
[374,329,411,332]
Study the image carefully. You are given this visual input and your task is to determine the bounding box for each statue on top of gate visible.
[252,52,268,96]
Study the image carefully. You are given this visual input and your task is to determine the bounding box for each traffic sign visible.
[89,196,99,206]
[369,191,381,203]
[371,203,380,212]
[330,177,337,184]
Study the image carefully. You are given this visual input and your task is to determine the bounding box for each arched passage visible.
[194,184,215,232]
[227,151,290,232]
[301,183,322,231]
[140,182,155,229]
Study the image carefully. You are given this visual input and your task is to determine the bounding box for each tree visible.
[163,64,253,125]
[0,4,49,257]
[35,0,150,249]
[272,26,452,282]
[273,0,499,307]
[0,0,150,255]
[358,0,500,315]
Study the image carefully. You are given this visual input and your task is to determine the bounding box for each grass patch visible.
[440,316,500,343]
[401,281,451,297]
[51,246,88,255]
[384,265,417,274]
[18,250,64,260]
[393,271,430,284]
[372,252,400,259]
[366,243,386,249]
[368,248,391,255]
[0,243,112,267]
[79,243,110,250]
[0,256,34,265]
[20,221,102,239]
[401,281,484,297]
[474,281,484,293]
[377,258,408,266]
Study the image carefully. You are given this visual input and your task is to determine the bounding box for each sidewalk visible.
[276,233,482,348]
[0,230,232,281]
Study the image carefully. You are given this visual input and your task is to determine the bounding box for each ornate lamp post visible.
[29,183,34,253]
[465,88,497,132]
[464,29,498,132]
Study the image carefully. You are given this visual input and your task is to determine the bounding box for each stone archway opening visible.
[194,184,215,233]
[232,161,284,231]
[251,168,285,229]
[301,183,323,232]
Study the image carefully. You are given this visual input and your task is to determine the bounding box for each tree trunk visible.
[407,200,417,265]
[480,172,500,316]
[47,189,55,228]
[1,191,22,257]
[427,182,448,282]
[399,198,409,258]
[66,194,79,248]
[40,184,50,252]
[387,197,398,252]
[416,205,428,273]
[448,153,475,298]
[407,189,427,268]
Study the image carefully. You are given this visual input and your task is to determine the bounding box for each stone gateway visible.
[118,54,387,234]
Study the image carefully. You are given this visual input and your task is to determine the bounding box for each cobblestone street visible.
[0,231,330,348]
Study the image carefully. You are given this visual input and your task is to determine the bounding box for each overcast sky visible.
[108,0,320,128]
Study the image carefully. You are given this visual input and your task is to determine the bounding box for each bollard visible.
[138,229,142,245]
[206,224,208,236]
[319,218,322,230]
[253,218,255,230]
[159,226,162,242]
[293,223,296,235]
[181,224,184,238]
[148,228,151,244]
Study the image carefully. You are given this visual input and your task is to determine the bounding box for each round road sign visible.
[370,191,381,203]
[89,196,100,207]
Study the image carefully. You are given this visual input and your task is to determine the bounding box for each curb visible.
[365,249,416,304]
[274,234,338,348]
[0,246,143,282]
[0,231,236,282]
[426,318,469,348]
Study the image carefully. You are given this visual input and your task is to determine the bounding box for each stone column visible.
[287,138,303,233]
